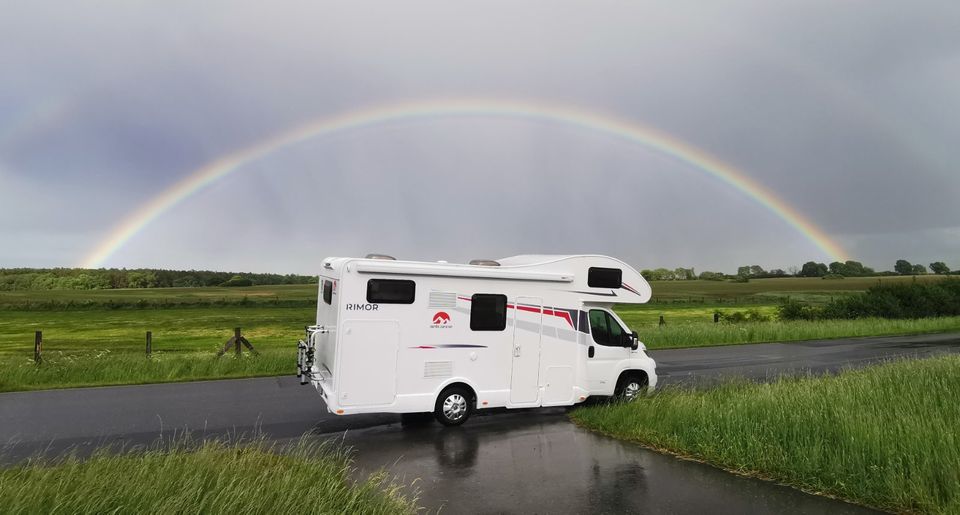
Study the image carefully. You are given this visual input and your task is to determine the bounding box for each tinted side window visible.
[588,310,609,344]
[588,267,623,288]
[470,294,507,331]
[589,309,625,347]
[322,280,333,305]
[366,279,416,304]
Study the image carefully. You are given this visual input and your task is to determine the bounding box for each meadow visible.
[571,354,960,514]
[1,276,958,392]
[0,438,417,514]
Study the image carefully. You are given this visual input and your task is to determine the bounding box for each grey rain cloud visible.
[1,0,958,273]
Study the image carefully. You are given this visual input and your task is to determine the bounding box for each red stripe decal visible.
[459,296,575,328]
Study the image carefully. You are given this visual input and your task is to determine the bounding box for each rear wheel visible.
[434,386,473,426]
[614,373,647,402]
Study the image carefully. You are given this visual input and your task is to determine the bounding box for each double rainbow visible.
[80,98,847,267]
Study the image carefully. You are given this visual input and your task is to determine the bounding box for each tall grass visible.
[572,355,960,514]
[0,438,417,514]
[0,349,291,393]
[632,316,960,349]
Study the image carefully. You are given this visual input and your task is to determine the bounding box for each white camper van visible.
[297,254,657,426]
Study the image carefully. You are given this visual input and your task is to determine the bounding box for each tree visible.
[912,264,927,275]
[737,265,751,278]
[829,261,847,276]
[698,271,724,281]
[769,269,787,277]
[894,259,913,275]
[749,265,766,277]
[843,260,866,276]
[799,261,828,277]
[930,262,951,275]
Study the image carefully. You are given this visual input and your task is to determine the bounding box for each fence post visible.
[34,331,42,364]
[146,331,152,357]
[658,315,665,327]
[235,327,242,356]
[714,312,720,323]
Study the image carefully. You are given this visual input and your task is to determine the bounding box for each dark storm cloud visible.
[1,0,958,271]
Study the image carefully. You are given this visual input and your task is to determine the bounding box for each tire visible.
[614,373,647,402]
[434,386,473,426]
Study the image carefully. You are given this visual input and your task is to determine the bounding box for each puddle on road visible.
[312,410,879,515]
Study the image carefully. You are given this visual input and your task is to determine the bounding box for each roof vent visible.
[365,253,396,260]
[469,259,501,266]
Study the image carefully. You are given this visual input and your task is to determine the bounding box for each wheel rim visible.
[623,381,642,400]
[442,393,467,421]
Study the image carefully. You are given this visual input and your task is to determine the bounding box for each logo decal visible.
[431,311,452,328]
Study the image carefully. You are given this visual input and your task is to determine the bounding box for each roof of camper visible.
[325,254,636,269]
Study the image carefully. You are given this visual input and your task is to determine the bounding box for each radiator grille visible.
[428,291,458,308]
[424,361,453,378]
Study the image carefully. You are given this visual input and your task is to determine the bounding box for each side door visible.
[584,309,631,395]
[510,297,543,404]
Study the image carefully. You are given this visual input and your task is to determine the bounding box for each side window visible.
[589,309,626,347]
[366,279,416,304]
[322,280,333,305]
[588,310,609,345]
[470,294,507,331]
[588,267,622,288]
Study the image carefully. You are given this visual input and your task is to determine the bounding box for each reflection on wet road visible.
[318,409,879,514]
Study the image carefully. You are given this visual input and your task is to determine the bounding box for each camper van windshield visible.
[588,309,626,347]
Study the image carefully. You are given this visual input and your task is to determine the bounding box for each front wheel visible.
[434,386,473,426]
[614,373,647,402]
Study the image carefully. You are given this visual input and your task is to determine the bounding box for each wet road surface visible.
[3,332,959,513]
[326,410,877,514]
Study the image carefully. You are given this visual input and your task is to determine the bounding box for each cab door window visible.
[589,309,625,347]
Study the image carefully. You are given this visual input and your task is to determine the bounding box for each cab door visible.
[585,309,631,394]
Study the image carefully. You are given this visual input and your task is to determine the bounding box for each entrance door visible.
[510,297,542,404]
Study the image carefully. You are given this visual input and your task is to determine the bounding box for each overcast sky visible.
[1,0,958,274]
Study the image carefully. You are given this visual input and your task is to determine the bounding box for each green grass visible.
[0,306,312,357]
[643,275,946,302]
[0,438,417,514]
[0,306,312,392]
[572,355,960,514]
[631,316,960,349]
[1,279,959,392]
[0,349,292,393]
[0,284,317,310]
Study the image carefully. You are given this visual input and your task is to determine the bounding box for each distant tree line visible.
[0,268,318,291]
[641,259,954,281]
[779,278,960,320]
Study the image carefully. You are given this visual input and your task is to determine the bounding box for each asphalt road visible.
[3,332,959,513]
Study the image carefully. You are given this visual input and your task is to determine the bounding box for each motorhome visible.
[297,254,657,425]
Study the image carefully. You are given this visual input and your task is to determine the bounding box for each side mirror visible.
[630,331,639,351]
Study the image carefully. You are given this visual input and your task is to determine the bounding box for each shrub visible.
[716,309,771,323]
[780,279,960,320]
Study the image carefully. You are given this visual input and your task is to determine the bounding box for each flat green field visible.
[1,277,958,392]
[571,355,960,514]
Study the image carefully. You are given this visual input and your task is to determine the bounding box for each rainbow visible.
[80,98,848,267]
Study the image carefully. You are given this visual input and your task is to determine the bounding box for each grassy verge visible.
[631,316,960,349]
[0,349,291,393]
[0,439,416,514]
[571,355,960,514]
